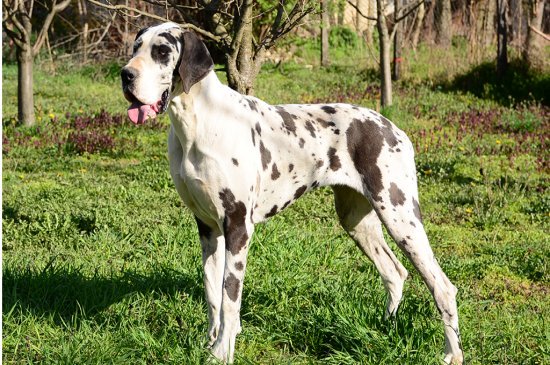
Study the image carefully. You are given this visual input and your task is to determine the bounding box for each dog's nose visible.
[121,67,138,86]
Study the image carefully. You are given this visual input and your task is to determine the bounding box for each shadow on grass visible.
[442,59,550,106]
[2,263,205,323]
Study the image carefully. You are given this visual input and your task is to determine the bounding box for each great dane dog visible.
[121,22,463,364]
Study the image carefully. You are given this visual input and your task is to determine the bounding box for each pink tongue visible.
[127,102,157,124]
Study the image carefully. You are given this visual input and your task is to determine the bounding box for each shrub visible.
[329,26,360,49]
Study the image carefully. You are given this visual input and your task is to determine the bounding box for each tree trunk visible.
[411,1,426,49]
[392,0,403,80]
[482,0,497,46]
[523,0,545,70]
[226,0,258,95]
[78,0,89,63]
[17,47,35,127]
[435,0,453,47]
[496,0,508,77]
[377,0,392,107]
[509,0,522,45]
[321,0,330,67]
[366,0,377,43]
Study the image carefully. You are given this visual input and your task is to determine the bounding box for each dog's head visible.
[121,22,214,124]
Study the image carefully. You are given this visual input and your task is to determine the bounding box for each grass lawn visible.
[2,41,549,364]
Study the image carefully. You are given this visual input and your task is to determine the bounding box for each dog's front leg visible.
[195,217,225,347]
[210,210,254,363]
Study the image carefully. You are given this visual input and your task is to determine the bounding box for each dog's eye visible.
[158,45,171,57]
[133,39,143,55]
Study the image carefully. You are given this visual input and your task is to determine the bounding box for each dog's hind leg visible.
[333,186,409,318]
[366,160,463,364]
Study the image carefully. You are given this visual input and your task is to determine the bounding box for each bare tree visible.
[90,0,317,95]
[321,0,330,67]
[496,0,508,76]
[410,0,425,49]
[523,0,547,70]
[393,0,403,80]
[3,0,72,126]
[351,0,425,106]
[434,0,452,46]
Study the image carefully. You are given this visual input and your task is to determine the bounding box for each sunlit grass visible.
[3,40,549,364]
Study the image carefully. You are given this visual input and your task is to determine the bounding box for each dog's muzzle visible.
[121,66,169,124]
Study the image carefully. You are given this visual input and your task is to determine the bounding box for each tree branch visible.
[347,0,377,21]
[33,0,71,55]
[395,0,425,23]
[529,24,550,42]
[86,0,222,41]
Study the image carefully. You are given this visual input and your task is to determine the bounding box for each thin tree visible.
[350,0,425,106]
[321,0,330,67]
[496,0,508,77]
[3,0,72,126]
[434,0,452,47]
[523,0,547,70]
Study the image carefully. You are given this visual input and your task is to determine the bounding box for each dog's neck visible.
[168,71,228,142]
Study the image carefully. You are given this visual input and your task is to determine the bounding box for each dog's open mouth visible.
[126,89,169,124]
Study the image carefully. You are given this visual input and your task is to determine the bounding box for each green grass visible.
[3,41,549,364]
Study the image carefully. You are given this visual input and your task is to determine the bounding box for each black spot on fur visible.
[413,198,423,223]
[346,118,385,201]
[151,44,172,66]
[232,158,239,166]
[133,38,143,54]
[316,118,336,129]
[389,182,406,206]
[311,181,320,188]
[276,106,297,136]
[265,205,278,218]
[271,163,281,180]
[247,98,258,112]
[255,122,262,136]
[294,185,307,200]
[259,141,272,170]
[380,116,399,147]
[288,164,294,172]
[158,32,178,46]
[224,273,240,301]
[251,128,256,146]
[380,206,386,210]
[334,129,340,135]
[299,138,305,148]
[328,147,342,171]
[410,221,416,227]
[282,200,291,210]
[321,105,337,114]
[305,121,316,137]
[219,189,248,255]
[316,160,324,168]
[235,262,244,271]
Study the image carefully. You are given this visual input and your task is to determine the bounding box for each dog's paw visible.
[210,341,233,364]
[443,352,464,365]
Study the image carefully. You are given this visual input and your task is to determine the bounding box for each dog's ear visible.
[179,31,214,94]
